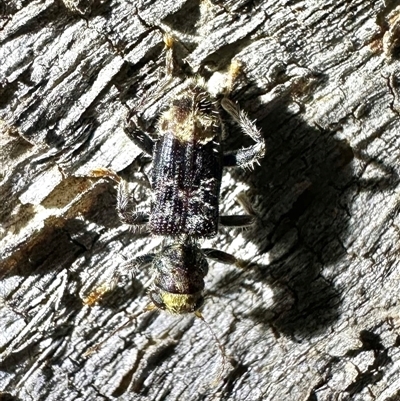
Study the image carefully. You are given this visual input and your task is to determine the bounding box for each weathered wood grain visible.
[1,0,400,400]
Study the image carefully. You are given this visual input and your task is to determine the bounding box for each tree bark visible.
[1,0,400,400]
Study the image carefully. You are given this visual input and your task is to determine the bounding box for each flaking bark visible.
[1,1,400,400]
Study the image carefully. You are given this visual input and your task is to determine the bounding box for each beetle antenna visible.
[83,304,155,357]
[195,310,231,384]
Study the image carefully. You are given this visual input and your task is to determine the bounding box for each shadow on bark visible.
[210,88,397,339]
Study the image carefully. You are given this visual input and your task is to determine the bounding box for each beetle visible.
[101,35,265,314]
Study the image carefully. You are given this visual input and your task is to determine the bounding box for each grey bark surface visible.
[1,0,400,400]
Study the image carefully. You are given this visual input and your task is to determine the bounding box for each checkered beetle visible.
[114,34,266,314]
[93,34,265,315]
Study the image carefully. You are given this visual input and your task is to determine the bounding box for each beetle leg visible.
[220,192,258,227]
[117,179,150,227]
[222,98,266,168]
